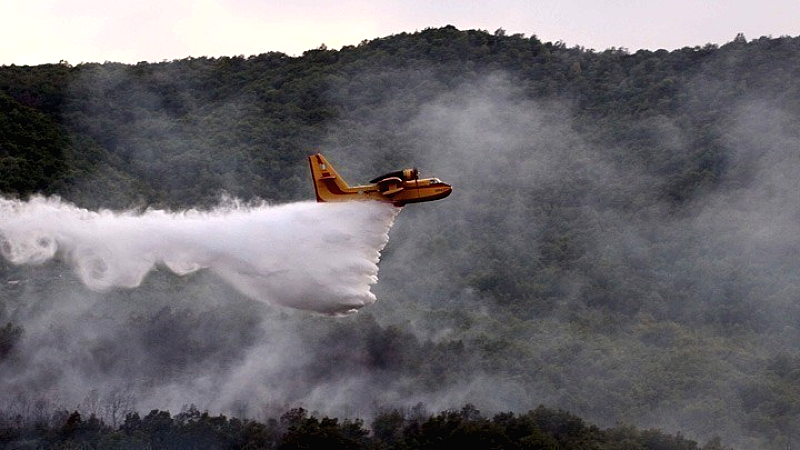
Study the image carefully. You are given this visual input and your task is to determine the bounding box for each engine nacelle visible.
[402,168,419,180]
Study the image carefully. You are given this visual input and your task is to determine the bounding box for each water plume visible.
[0,196,398,315]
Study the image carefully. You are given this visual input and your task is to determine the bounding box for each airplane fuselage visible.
[309,153,452,207]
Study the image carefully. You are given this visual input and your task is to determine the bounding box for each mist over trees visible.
[2,404,709,449]
[2,26,800,448]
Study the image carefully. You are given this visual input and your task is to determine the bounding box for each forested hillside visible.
[2,405,709,449]
[2,26,800,448]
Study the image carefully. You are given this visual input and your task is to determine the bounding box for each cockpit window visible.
[429,178,441,184]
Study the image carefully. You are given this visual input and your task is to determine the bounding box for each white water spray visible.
[0,196,399,315]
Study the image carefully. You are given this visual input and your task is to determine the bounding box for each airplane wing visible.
[370,170,404,183]
[369,168,419,183]
[376,177,404,196]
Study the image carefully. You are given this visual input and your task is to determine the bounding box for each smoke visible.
[317,66,800,448]
[0,196,398,315]
[2,46,798,448]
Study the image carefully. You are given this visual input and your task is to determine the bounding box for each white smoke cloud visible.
[0,196,398,315]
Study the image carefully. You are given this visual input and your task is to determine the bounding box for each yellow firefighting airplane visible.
[308,153,452,207]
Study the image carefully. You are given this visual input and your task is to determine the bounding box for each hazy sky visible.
[2,0,799,65]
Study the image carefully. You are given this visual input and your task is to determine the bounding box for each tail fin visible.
[308,153,353,202]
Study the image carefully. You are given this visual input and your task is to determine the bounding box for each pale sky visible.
[2,0,799,65]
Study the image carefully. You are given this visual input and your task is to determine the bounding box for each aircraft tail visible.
[308,153,353,202]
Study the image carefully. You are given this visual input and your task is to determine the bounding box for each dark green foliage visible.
[279,416,370,450]
[0,405,702,449]
[0,91,67,195]
[2,29,798,211]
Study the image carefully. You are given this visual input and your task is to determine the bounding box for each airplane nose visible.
[442,184,453,198]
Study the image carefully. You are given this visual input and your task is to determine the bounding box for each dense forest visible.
[2,404,712,449]
[2,26,800,448]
